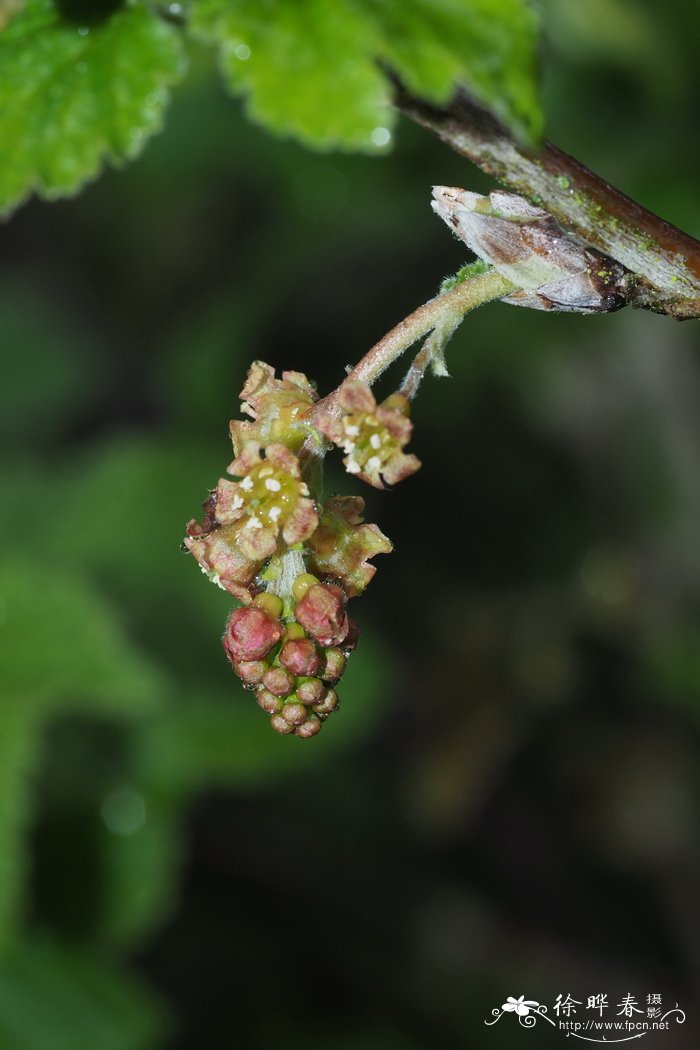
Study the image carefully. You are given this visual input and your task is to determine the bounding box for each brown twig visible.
[394,84,700,320]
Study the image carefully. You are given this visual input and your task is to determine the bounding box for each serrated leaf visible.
[0,936,168,1050]
[0,558,164,715]
[0,0,186,214]
[189,0,390,150]
[189,0,541,149]
[369,0,541,142]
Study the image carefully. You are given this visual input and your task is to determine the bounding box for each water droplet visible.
[77,25,89,36]
[168,2,183,13]
[370,126,391,148]
[234,43,251,61]
[101,788,146,836]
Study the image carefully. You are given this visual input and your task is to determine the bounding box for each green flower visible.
[307,496,392,597]
[230,361,318,455]
[215,442,319,561]
[316,381,421,488]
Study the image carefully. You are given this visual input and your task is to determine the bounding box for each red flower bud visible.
[280,701,307,726]
[234,659,267,685]
[294,583,349,647]
[279,638,321,677]
[321,647,346,682]
[296,677,324,705]
[262,666,295,697]
[224,606,282,662]
[257,689,283,714]
[270,713,295,734]
[313,688,339,717]
[295,715,322,738]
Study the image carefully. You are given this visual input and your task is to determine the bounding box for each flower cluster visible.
[223,579,357,737]
[185,362,418,737]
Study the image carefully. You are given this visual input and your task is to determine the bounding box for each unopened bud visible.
[234,660,267,685]
[257,689,283,714]
[296,677,324,705]
[313,688,339,716]
[292,572,320,601]
[294,583,349,647]
[279,638,321,677]
[262,666,295,697]
[281,701,308,726]
[270,713,295,734]
[252,592,284,619]
[224,605,283,661]
[295,715,322,738]
[321,648,346,682]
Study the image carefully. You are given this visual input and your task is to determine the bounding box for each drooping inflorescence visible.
[184,361,419,737]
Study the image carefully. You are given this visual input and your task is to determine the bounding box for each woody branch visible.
[393,82,700,321]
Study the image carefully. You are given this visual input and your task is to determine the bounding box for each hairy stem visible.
[309,267,514,423]
[394,84,700,320]
[296,268,513,474]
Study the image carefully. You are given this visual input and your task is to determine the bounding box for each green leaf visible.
[189,0,542,149]
[189,0,390,150]
[0,0,187,214]
[369,0,542,142]
[0,936,168,1050]
[0,558,164,715]
[0,706,42,953]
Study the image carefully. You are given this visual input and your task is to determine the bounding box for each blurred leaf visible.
[96,792,182,950]
[0,0,186,214]
[643,628,700,719]
[189,0,542,148]
[0,706,42,953]
[47,437,216,592]
[0,0,24,32]
[0,284,97,444]
[0,558,164,714]
[0,936,167,1050]
[44,437,231,671]
[541,0,670,76]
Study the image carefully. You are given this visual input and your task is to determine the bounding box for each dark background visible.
[1,3,700,1047]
